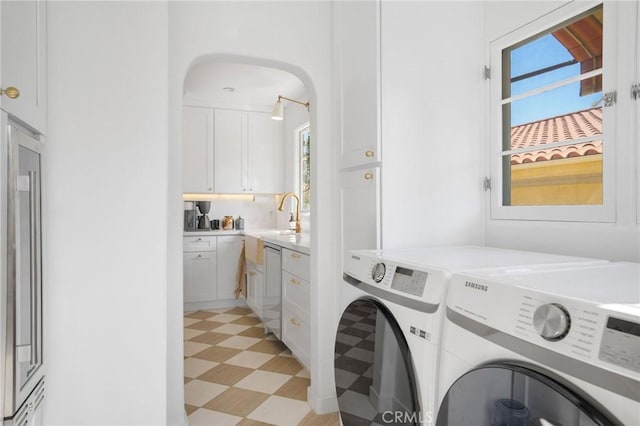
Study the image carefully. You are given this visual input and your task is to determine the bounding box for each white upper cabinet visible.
[214,109,245,193]
[183,106,283,194]
[336,0,381,169]
[1,0,47,134]
[182,106,214,193]
[247,111,282,193]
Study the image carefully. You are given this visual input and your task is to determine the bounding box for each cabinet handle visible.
[365,150,374,158]
[196,254,202,259]
[290,277,300,285]
[196,237,202,241]
[290,317,301,327]
[0,86,19,99]
[248,271,256,277]
[291,253,301,259]
[364,172,374,180]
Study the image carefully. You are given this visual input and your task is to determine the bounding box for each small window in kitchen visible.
[489,3,615,222]
[298,123,311,211]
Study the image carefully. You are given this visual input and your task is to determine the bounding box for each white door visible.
[340,167,380,266]
[337,0,380,169]
[216,236,244,301]
[214,109,245,193]
[1,0,47,133]
[183,251,217,303]
[182,106,214,193]
[247,112,281,193]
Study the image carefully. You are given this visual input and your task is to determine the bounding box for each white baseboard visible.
[184,299,245,312]
[307,386,338,415]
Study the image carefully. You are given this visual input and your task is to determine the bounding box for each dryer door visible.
[436,362,618,426]
[334,298,421,425]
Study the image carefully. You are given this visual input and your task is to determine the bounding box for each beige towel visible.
[234,242,247,299]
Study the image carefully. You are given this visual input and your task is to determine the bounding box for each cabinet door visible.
[216,236,244,301]
[183,106,214,193]
[1,0,47,134]
[337,1,380,169]
[340,167,380,266]
[247,112,282,193]
[183,251,217,303]
[214,109,245,193]
[246,262,264,320]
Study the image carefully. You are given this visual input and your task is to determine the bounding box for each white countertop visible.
[183,230,244,237]
[244,229,311,255]
[184,229,310,254]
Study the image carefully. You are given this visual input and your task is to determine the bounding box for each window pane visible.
[501,4,604,207]
[299,126,311,210]
[505,6,603,99]
[504,148,602,206]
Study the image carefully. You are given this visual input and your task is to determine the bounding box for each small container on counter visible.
[223,216,234,230]
[235,216,245,230]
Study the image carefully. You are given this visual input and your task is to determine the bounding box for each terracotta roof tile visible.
[510,107,602,165]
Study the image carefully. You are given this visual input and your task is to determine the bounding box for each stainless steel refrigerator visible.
[2,119,45,425]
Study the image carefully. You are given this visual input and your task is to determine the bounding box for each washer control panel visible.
[599,316,640,373]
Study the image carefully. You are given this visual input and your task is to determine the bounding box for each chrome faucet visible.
[277,192,301,233]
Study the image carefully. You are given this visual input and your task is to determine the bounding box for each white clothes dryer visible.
[437,262,640,426]
[336,246,606,425]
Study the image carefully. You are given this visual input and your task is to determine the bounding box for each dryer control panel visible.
[448,263,640,378]
[599,316,640,373]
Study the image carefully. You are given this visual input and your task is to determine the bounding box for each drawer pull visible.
[291,253,301,259]
[290,278,300,285]
[364,172,374,180]
[196,254,202,259]
[196,237,202,241]
[248,271,256,277]
[365,150,374,158]
[290,317,301,327]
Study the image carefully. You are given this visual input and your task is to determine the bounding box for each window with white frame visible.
[489,2,617,222]
[298,123,311,211]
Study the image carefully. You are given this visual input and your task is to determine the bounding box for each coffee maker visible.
[196,201,212,229]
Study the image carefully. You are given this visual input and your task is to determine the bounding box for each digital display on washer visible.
[606,317,640,337]
[390,267,428,297]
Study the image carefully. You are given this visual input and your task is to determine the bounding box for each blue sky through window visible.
[508,34,601,126]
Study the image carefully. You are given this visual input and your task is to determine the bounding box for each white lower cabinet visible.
[183,251,217,304]
[216,236,244,301]
[246,260,264,319]
[183,235,243,311]
[281,248,310,370]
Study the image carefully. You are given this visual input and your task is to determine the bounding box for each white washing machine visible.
[335,246,606,425]
[437,262,640,426]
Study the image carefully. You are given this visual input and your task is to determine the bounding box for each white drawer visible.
[282,248,309,281]
[282,271,309,319]
[282,307,310,370]
[183,236,217,252]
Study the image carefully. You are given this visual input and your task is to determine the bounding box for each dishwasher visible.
[262,243,282,339]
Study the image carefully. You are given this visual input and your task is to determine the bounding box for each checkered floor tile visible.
[184,306,339,426]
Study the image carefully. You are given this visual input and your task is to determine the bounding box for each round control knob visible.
[371,263,386,283]
[533,303,571,341]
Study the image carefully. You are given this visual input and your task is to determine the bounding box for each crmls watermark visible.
[381,410,434,425]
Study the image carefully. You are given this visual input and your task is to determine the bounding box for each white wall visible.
[483,1,640,262]
[168,1,335,419]
[380,1,485,249]
[45,2,168,424]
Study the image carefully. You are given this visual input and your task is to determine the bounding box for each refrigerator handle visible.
[28,170,38,367]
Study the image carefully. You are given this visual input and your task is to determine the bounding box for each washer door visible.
[437,363,618,426]
[334,298,421,425]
